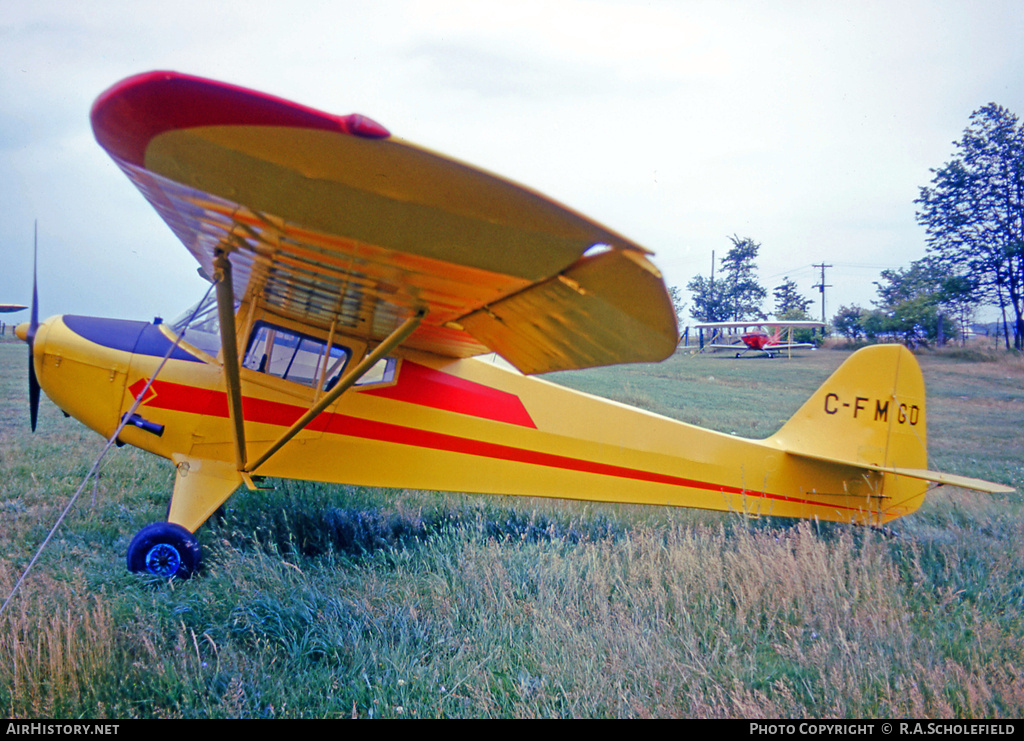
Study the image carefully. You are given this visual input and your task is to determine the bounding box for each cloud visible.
[3,0,1024,323]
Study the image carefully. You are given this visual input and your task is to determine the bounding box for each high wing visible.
[91,71,678,375]
[763,342,816,350]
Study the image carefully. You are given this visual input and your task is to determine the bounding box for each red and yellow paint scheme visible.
[694,320,826,358]
[19,72,1013,578]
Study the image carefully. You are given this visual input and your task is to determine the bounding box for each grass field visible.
[1,338,1022,718]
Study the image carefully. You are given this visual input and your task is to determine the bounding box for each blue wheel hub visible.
[144,543,182,578]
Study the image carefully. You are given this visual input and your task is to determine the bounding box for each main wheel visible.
[127,522,202,579]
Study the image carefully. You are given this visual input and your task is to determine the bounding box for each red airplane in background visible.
[693,320,825,358]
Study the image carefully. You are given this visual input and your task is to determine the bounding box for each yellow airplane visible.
[18,71,1013,579]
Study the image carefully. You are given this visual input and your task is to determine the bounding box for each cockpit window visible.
[358,356,397,385]
[244,323,349,387]
[242,322,396,389]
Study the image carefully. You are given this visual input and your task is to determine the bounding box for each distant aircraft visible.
[0,305,27,338]
[15,71,1013,579]
[693,320,825,358]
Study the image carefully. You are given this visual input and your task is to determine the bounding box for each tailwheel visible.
[127,522,202,579]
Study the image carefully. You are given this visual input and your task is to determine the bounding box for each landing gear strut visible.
[127,522,202,579]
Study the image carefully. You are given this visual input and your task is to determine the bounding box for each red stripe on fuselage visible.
[360,361,535,428]
[130,361,535,429]
[130,378,331,431]
[128,377,859,512]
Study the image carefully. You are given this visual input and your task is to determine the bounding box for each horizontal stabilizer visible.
[786,449,1015,495]
[889,467,1015,494]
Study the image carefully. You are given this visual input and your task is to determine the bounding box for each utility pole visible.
[812,263,832,325]
[709,250,715,319]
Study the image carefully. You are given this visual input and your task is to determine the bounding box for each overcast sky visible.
[3,0,1023,326]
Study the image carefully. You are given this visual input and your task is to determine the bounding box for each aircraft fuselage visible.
[27,304,929,535]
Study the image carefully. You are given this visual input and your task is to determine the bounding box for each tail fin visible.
[771,344,928,472]
[769,345,1012,519]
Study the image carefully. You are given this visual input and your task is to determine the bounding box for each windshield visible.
[169,293,224,357]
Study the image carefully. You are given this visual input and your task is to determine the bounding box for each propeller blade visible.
[28,355,40,432]
[28,221,40,432]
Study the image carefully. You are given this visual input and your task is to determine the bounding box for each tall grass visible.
[1,342,1022,717]
[0,570,116,717]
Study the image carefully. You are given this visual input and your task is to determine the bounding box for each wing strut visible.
[243,308,426,475]
[213,249,247,471]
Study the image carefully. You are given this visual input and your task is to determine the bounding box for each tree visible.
[886,297,954,347]
[874,261,935,308]
[860,309,888,343]
[772,277,813,319]
[872,260,956,347]
[720,236,767,322]
[936,272,981,345]
[687,236,767,323]
[685,274,729,323]
[915,103,1024,349]
[832,304,866,341]
[684,234,765,321]
[667,285,687,331]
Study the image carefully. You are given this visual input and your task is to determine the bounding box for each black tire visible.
[127,522,202,579]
